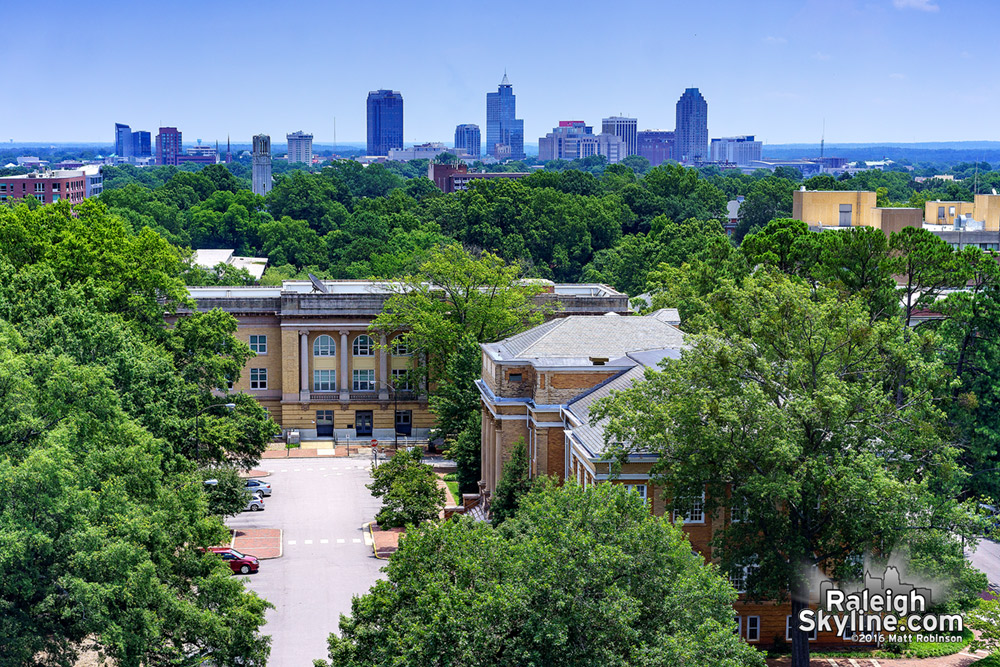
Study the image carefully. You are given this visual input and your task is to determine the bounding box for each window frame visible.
[313,369,336,391]
[352,368,375,391]
[249,334,267,355]
[352,335,374,357]
[391,338,411,356]
[391,368,412,391]
[673,490,706,524]
[746,616,760,642]
[313,334,336,357]
[249,367,268,390]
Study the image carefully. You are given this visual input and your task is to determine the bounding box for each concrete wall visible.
[924,200,974,227]
[793,190,877,228]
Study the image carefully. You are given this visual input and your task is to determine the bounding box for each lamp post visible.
[375,379,399,452]
[194,403,236,465]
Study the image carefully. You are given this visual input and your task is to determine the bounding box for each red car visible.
[207,547,259,574]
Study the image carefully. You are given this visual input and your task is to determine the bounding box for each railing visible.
[309,392,340,400]
[349,392,378,400]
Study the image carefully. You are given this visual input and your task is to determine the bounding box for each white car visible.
[245,495,265,512]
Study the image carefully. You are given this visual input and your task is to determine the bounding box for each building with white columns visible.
[172,279,629,441]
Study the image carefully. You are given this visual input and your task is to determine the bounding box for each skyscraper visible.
[131,130,151,158]
[602,116,638,157]
[115,123,132,158]
[252,134,272,196]
[675,88,708,164]
[287,131,314,164]
[366,90,404,156]
[637,130,675,167]
[156,127,181,166]
[454,124,481,159]
[486,73,524,161]
[537,121,627,163]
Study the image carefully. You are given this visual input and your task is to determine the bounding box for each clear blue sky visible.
[4,0,993,146]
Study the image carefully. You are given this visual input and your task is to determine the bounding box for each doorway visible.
[316,410,333,437]
[395,410,412,436]
[355,410,373,436]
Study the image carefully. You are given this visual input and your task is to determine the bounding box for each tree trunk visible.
[790,578,811,667]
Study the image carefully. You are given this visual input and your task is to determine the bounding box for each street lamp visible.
[375,379,399,452]
[194,403,236,465]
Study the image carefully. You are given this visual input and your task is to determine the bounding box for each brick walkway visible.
[231,528,282,559]
[369,523,404,559]
[262,445,359,459]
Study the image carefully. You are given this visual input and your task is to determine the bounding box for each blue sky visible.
[3,0,994,145]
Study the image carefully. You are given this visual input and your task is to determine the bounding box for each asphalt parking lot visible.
[227,457,385,666]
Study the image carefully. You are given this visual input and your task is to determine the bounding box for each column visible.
[299,331,309,401]
[378,334,389,400]
[339,330,349,401]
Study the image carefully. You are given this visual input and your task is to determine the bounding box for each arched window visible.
[391,337,410,356]
[313,334,335,357]
[353,334,374,356]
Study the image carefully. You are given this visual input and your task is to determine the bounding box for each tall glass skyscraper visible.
[115,123,132,157]
[486,73,524,160]
[454,123,481,159]
[366,89,404,156]
[675,88,708,164]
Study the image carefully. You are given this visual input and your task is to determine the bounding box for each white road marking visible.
[337,538,345,544]
[287,540,296,545]
[304,540,313,545]
[319,467,326,470]
[363,529,374,546]
[320,539,329,544]
[352,538,361,543]
[293,468,301,472]
[336,473,343,476]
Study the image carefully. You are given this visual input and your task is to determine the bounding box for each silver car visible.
[244,495,265,512]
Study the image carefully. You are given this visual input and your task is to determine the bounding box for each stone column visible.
[339,330,350,401]
[299,331,310,401]
[378,334,389,400]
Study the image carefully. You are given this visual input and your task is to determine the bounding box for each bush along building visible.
[476,310,864,649]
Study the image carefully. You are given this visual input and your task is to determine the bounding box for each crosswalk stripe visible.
[337,538,345,544]
[320,539,329,544]
[287,540,296,545]
[304,540,313,545]
[352,538,362,543]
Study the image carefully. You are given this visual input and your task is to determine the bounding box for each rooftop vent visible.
[589,357,609,366]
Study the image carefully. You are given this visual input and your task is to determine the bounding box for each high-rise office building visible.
[637,130,675,167]
[252,134,272,196]
[710,135,762,165]
[131,130,151,158]
[537,121,627,163]
[366,90,404,156]
[675,88,708,164]
[287,131,313,164]
[156,127,182,166]
[486,73,525,161]
[115,123,132,158]
[454,124,481,159]
[602,116,638,157]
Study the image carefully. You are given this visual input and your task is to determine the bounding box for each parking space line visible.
[287,540,296,545]
[352,538,362,543]
[320,539,329,544]
[337,538,346,544]
[304,539,313,545]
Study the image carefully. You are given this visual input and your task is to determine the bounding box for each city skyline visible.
[2,0,997,145]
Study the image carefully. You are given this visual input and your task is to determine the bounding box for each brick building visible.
[477,312,861,648]
[156,127,182,166]
[0,169,89,205]
[427,163,528,194]
[175,280,628,442]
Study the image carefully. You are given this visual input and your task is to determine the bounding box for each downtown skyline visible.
[2,0,996,145]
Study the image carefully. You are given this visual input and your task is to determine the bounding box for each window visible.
[949,205,956,216]
[391,369,412,391]
[391,338,410,355]
[733,616,741,636]
[624,484,647,501]
[249,334,267,354]
[51,182,60,192]
[353,334,374,356]
[508,372,523,383]
[730,496,749,523]
[786,616,816,641]
[673,491,705,523]
[730,561,758,594]
[937,205,945,220]
[746,616,760,642]
[34,183,45,192]
[313,369,336,391]
[352,369,375,391]
[313,334,335,356]
[250,368,267,390]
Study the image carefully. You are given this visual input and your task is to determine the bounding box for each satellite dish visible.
[308,273,329,293]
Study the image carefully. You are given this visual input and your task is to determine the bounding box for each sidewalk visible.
[368,523,403,559]
[231,528,282,559]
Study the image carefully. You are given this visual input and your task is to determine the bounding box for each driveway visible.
[227,458,384,666]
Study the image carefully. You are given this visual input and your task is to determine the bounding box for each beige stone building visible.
[792,189,877,228]
[175,279,628,441]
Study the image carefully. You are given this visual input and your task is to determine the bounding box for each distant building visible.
[387,142,470,162]
[538,121,627,163]
[192,249,269,281]
[486,73,525,160]
[793,190,878,228]
[367,89,404,156]
[637,130,674,167]
[252,134,273,197]
[710,135,761,166]
[675,88,708,163]
[602,116,638,157]
[0,169,91,205]
[131,130,152,158]
[454,124,481,159]
[16,156,47,168]
[749,159,822,177]
[176,143,219,166]
[287,131,313,164]
[725,196,743,236]
[427,162,529,193]
[115,123,132,158]
[156,127,182,166]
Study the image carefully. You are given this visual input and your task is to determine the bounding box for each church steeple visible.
[225,135,232,163]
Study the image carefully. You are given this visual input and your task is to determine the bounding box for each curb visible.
[365,522,389,560]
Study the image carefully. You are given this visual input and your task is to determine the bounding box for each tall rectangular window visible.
[673,491,705,523]
[352,369,375,391]
[250,368,267,390]
[624,484,647,501]
[313,369,336,391]
[746,616,760,642]
[391,369,412,391]
[249,334,267,354]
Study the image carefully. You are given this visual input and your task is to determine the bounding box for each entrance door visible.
[316,410,333,437]
[395,410,412,436]
[355,410,373,436]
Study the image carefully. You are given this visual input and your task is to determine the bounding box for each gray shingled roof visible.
[565,365,648,457]
[493,315,685,361]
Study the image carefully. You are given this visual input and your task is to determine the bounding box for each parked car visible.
[207,547,259,575]
[245,478,271,496]
[245,495,265,512]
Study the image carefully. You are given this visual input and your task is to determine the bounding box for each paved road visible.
[966,537,1000,591]
[228,457,385,666]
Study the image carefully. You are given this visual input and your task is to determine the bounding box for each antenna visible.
[820,118,825,158]
[308,273,330,293]
[334,117,336,149]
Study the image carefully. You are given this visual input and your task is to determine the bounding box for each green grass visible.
[445,480,461,505]
[974,654,1000,665]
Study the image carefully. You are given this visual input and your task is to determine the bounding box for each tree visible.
[202,466,253,517]
[447,412,482,495]
[887,226,968,330]
[490,438,531,526]
[317,481,764,667]
[593,273,973,667]
[367,448,445,528]
[733,176,795,241]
